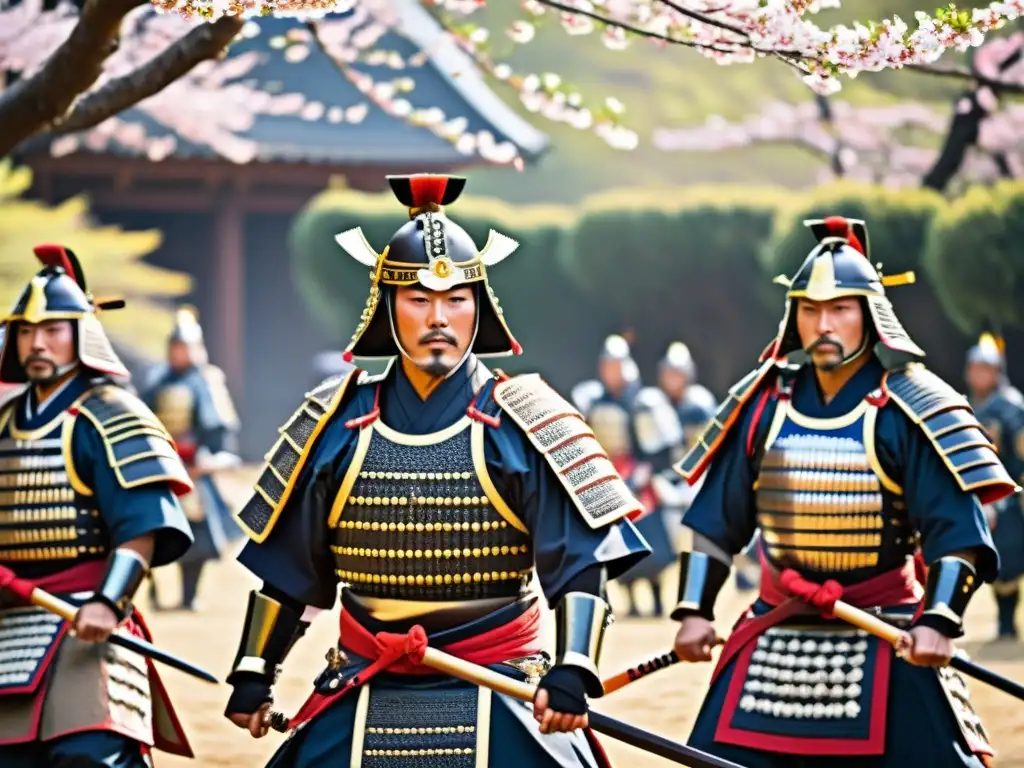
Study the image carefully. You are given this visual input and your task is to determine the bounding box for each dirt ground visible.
[142,468,1024,767]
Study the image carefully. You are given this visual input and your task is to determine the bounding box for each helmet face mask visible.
[334,175,523,366]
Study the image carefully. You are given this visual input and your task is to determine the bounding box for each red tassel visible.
[342,350,354,362]
[510,339,523,355]
[33,244,78,283]
[408,176,450,208]
[821,216,865,255]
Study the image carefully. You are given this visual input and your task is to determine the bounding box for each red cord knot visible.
[780,569,843,618]
[375,624,429,666]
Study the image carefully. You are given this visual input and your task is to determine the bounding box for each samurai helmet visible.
[966,329,1006,370]
[168,305,208,366]
[659,341,697,381]
[599,334,639,384]
[0,244,128,384]
[334,174,523,362]
[765,216,924,365]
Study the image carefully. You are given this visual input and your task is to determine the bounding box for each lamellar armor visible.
[0,244,193,755]
[0,246,191,577]
[667,218,1017,759]
[229,178,640,719]
[674,218,1017,602]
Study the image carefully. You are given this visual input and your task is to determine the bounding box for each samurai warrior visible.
[223,175,650,767]
[0,245,196,766]
[571,336,673,617]
[670,217,1019,767]
[142,307,243,612]
[965,331,1024,640]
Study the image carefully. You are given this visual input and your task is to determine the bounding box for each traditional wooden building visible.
[14,1,547,458]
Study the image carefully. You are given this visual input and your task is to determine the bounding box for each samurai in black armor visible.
[671,216,1018,767]
[223,175,650,768]
[0,245,196,766]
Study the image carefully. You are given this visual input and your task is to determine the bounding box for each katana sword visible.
[0,565,218,684]
[267,643,748,768]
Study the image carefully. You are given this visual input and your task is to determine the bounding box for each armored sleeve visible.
[490,374,650,602]
[235,372,356,543]
[70,387,193,567]
[877,405,1000,583]
[885,365,1019,507]
[680,393,769,557]
[235,373,362,608]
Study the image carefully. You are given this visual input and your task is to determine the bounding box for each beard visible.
[22,355,60,384]
[411,330,463,377]
[805,336,845,371]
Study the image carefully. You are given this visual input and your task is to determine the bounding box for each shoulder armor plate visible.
[493,373,642,529]
[76,385,193,496]
[885,364,1020,505]
[673,358,777,484]
[236,370,358,543]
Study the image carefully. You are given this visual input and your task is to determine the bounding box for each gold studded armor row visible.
[330,423,533,600]
[0,411,107,578]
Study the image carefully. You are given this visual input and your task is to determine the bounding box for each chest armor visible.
[0,407,107,577]
[755,398,912,583]
[586,400,632,458]
[329,416,533,601]
[153,382,195,442]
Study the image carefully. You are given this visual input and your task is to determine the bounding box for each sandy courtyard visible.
[139,469,1024,767]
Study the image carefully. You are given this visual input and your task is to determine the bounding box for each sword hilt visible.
[266,710,290,733]
[629,650,679,681]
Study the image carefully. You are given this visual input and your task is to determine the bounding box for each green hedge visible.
[291,180,1019,396]
[923,180,1024,336]
[563,186,780,389]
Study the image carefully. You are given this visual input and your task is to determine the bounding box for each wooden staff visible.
[269,644,748,768]
[0,566,218,684]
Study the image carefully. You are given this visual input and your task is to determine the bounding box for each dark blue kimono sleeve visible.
[681,397,772,556]
[489,424,650,607]
[71,418,193,568]
[888,410,999,582]
[236,414,356,609]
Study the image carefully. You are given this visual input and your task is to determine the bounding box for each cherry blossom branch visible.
[0,0,147,157]
[906,61,1024,94]
[54,14,244,134]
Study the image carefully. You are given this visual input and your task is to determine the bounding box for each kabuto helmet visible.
[334,174,523,367]
[0,244,128,384]
[659,341,696,381]
[766,216,924,366]
[168,305,208,365]
[599,333,639,384]
[966,329,1006,371]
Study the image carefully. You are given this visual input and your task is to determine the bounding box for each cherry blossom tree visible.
[653,31,1024,189]
[3,0,1024,163]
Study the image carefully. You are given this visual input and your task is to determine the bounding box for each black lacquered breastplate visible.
[330,417,533,601]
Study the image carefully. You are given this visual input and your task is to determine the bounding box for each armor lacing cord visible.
[779,569,844,619]
[287,625,430,728]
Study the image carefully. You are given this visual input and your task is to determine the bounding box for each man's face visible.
[598,358,625,392]
[659,367,688,401]
[795,297,866,371]
[393,285,476,376]
[16,320,76,384]
[168,341,192,372]
[966,361,999,396]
